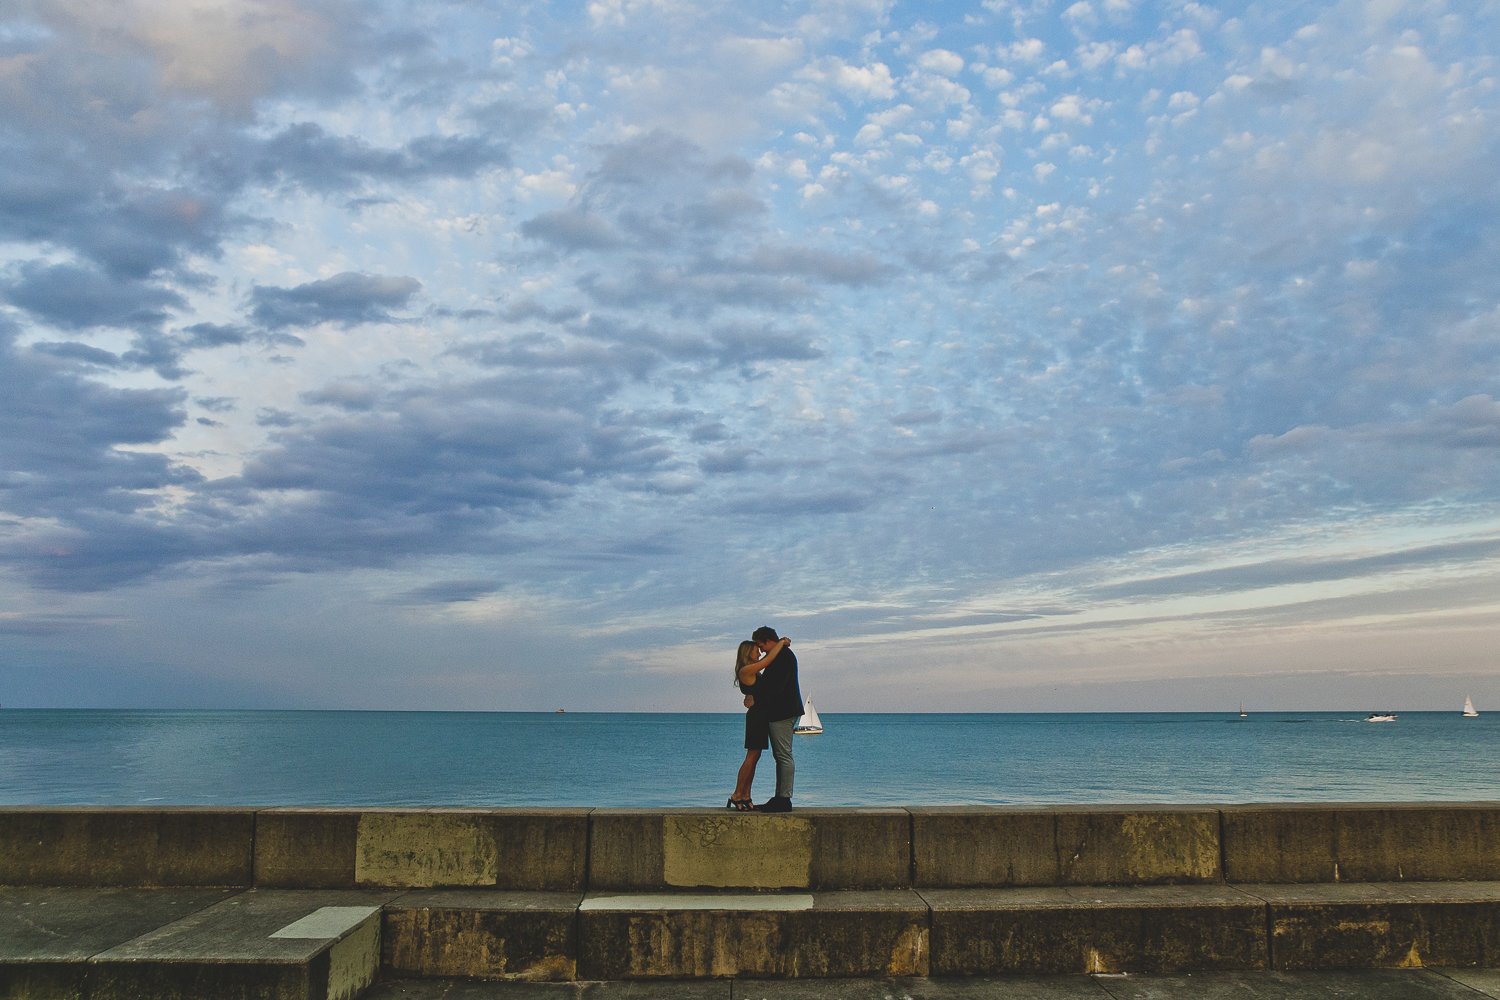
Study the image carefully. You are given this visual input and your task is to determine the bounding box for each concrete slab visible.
[363,978,732,998]
[923,886,1268,976]
[359,977,1112,999]
[0,886,239,961]
[733,977,1113,998]
[360,974,1496,999]
[578,889,930,979]
[87,888,399,1000]
[580,893,815,911]
[383,889,584,981]
[1434,967,1500,998]
[1093,969,1494,998]
[1240,881,1500,969]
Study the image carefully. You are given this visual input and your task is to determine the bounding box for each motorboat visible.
[1365,712,1398,723]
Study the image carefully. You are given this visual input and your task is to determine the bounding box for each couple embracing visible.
[727,625,802,812]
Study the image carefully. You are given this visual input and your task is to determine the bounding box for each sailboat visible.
[1464,696,1480,718]
[793,698,823,735]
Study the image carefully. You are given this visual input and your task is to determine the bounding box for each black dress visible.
[739,676,770,751]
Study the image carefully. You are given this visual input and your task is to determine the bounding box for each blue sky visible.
[3,0,1499,711]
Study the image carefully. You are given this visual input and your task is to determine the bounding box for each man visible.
[750,624,803,812]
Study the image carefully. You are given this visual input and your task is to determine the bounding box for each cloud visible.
[249,273,422,330]
[247,124,512,193]
[4,262,185,332]
[0,320,195,538]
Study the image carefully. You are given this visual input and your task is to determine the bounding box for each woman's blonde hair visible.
[733,640,757,684]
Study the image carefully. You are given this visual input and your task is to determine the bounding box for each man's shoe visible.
[759,796,792,812]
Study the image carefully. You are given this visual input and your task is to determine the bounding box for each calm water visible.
[1,710,1496,807]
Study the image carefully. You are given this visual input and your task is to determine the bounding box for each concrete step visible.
[382,890,584,981]
[921,885,1270,975]
[576,890,930,979]
[1236,881,1500,970]
[0,887,396,1000]
[360,970,1500,999]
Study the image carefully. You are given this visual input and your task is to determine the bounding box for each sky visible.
[2,0,1499,713]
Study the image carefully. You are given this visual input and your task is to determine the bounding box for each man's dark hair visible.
[751,625,779,644]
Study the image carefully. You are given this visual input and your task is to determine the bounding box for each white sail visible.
[794,698,824,734]
[1464,696,1479,718]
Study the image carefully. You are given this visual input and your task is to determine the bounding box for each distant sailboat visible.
[794,698,824,735]
[1464,696,1480,718]
[1238,704,1248,718]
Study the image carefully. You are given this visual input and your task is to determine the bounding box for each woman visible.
[727,636,790,810]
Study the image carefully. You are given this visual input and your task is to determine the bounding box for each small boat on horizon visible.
[1365,712,1398,723]
[794,698,823,735]
[1464,696,1479,718]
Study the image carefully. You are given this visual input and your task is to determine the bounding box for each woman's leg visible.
[733,748,762,801]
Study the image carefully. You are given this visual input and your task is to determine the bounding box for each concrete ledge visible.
[922,885,1267,975]
[0,808,255,887]
[0,887,239,979]
[0,887,392,1000]
[587,809,910,891]
[577,890,929,979]
[88,889,395,1000]
[1236,881,1500,970]
[382,890,582,981]
[1223,804,1500,884]
[910,806,1222,888]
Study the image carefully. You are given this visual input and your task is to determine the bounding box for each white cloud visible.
[917,48,965,76]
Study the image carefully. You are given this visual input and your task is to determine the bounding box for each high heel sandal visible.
[726,797,755,811]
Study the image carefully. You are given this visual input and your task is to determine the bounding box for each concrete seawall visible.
[4,803,1500,997]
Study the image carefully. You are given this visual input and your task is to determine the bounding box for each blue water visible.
[1,710,1496,807]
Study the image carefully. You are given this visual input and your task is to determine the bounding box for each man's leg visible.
[768,717,795,800]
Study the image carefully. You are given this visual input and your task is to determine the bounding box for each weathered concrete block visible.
[577,890,929,979]
[808,810,911,889]
[1221,805,1339,883]
[923,885,1267,975]
[1224,804,1500,883]
[256,810,360,888]
[589,809,909,891]
[353,809,588,890]
[0,886,239,961]
[1331,805,1500,882]
[911,806,1220,887]
[86,888,396,1000]
[1242,881,1500,970]
[382,889,581,980]
[910,808,1055,888]
[0,808,255,887]
[0,886,240,1000]
[0,963,89,1000]
[1052,807,1221,885]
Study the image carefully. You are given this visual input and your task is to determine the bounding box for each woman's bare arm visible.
[736,638,790,687]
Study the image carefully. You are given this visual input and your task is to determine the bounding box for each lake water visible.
[1,710,1495,807]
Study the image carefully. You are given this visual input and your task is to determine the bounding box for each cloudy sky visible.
[3,0,1499,712]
